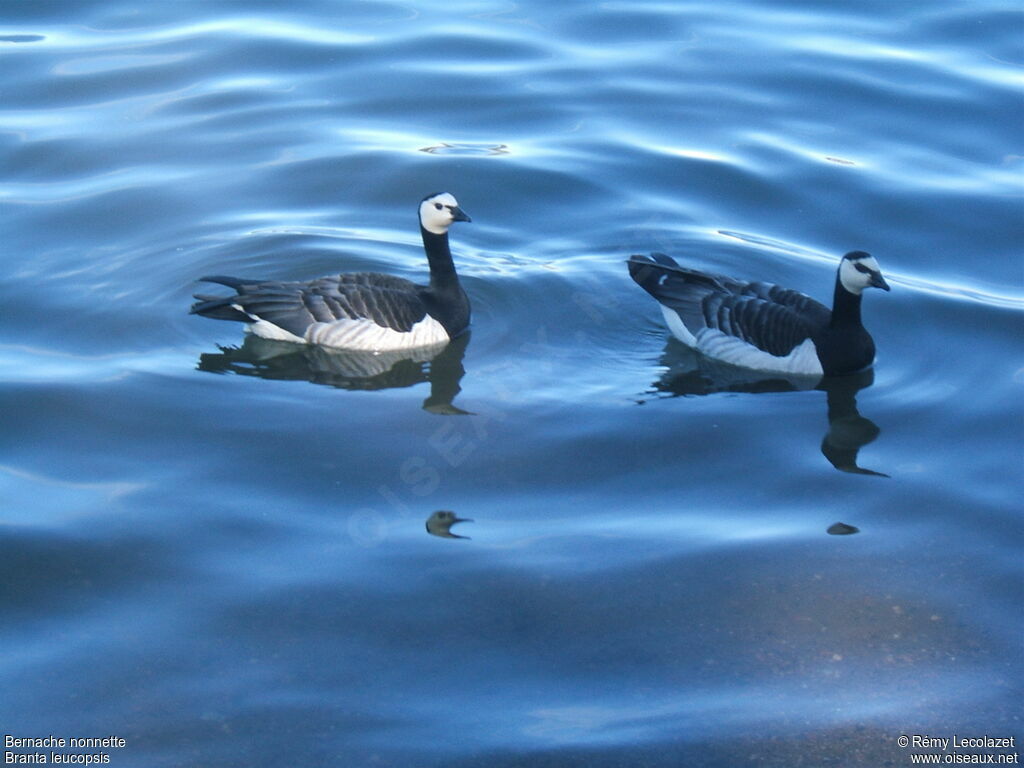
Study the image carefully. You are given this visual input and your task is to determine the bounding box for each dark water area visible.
[1,1,1022,766]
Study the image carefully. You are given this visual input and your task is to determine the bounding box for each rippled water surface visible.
[2,1,1022,766]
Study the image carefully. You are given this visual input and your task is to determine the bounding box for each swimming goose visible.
[191,193,471,351]
[628,250,890,377]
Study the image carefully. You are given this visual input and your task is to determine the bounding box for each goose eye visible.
[854,263,870,274]
[434,203,443,210]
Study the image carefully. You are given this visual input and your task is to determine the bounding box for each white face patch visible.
[839,254,883,294]
[419,192,463,235]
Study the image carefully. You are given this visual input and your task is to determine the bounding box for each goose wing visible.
[191,273,427,337]
[628,253,830,357]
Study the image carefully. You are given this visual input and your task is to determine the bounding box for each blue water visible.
[2,1,1022,766]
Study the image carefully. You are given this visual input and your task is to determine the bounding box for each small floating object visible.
[426,510,473,539]
[827,522,860,535]
[0,34,45,43]
[419,142,509,156]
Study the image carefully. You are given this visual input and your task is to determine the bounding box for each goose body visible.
[191,193,471,352]
[628,251,890,377]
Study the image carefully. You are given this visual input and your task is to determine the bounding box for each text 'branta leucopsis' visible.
[628,251,890,377]
[190,193,471,352]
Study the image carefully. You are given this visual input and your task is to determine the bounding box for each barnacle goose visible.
[190,193,471,352]
[628,250,890,377]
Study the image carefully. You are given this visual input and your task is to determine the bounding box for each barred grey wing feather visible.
[706,293,818,357]
[628,255,828,357]
[209,275,429,338]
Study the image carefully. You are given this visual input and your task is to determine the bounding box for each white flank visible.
[248,321,306,343]
[304,315,450,352]
[236,303,307,343]
[696,329,823,376]
[242,303,450,351]
[660,306,697,346]
[660,306,823,375]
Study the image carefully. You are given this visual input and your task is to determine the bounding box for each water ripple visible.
[1,2,1020,765]
[717,230,1024,310]
[419,142,510,156]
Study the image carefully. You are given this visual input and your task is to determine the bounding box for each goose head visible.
[839,251,890,295]
[419,192,471,235]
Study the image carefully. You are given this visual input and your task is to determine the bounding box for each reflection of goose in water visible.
[818,370,888,478]
[196,330,472,414]
[426,510,473,539]
[646,341,888,477]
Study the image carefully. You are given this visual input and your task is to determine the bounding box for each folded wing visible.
[628,253,830,358]
[191,273,427,338]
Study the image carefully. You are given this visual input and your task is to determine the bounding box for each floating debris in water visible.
[0,34,45,43]
[419,142,509,156]
[827,522,860,535]
[426,510,473,539]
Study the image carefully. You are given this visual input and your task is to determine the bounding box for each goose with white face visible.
[419,192,471,235]
[628,248,892,377]
[192,192,473,353]
[839,251,890,295]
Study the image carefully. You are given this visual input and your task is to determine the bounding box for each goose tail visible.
[627,253,680,294]
[190,276,252,321]
[189,295,250,322]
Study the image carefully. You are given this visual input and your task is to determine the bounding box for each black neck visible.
[830,276,863,327]
[421,226,460,291]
